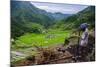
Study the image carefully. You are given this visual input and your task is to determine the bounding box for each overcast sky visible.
[31,2,88,14]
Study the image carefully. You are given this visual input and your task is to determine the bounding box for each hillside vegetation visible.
[53,6,95,30]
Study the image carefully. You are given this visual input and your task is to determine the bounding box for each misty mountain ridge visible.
[31,3,72,21]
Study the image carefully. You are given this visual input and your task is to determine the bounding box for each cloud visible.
[31,2,88,14]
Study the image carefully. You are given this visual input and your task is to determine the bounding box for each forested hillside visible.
[11,1,72,38]
[11,1,54,38]
[53,6,95,30]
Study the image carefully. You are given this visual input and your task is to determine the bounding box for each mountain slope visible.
[11,1,55,38]
[51,12,72,21]
[54,6,95,30]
